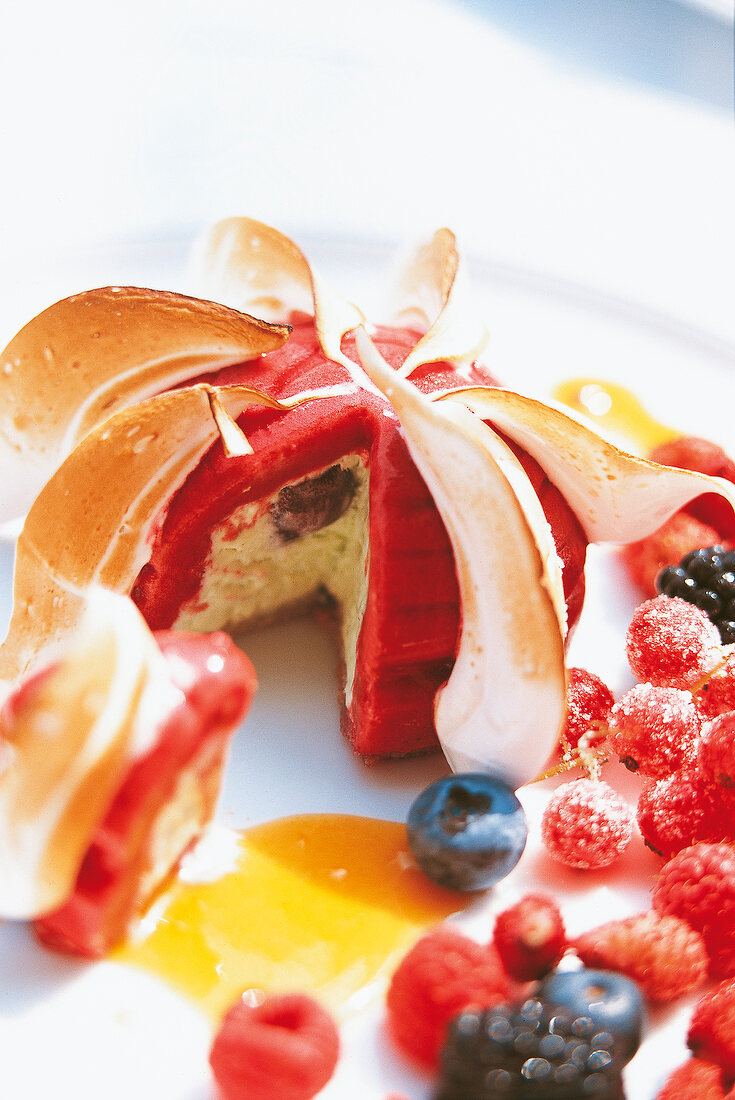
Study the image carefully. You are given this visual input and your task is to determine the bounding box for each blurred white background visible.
[0,0,733,342]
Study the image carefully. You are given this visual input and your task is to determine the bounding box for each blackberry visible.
[434,998,626,1100]
[656,545,735,644]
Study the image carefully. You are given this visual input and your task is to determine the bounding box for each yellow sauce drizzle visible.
[553,378,679,454]
[115,814,466,1021]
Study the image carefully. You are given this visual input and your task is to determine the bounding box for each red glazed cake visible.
[129,317,588,760]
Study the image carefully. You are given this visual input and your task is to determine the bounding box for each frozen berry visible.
[626,595,723,690]
[607,684,700,778]
[653,842,735,980]
[385,925,509,1069]
[559,667,614,755]
[688,978,735,1080]
[650,435,735,540]
[541,779,633,871]
[623,511,722,596]
[435,996,627,1099]
[637,768,735,858]
[208,992,339,1100]
[492,894,566,981]
[655,1057,729,1100]
[538,967,644,1063]
[697,653,735,717]
[657,546,735,645]
[574,910,708,1002]
[699,713,735,788]
[406,772,528,892]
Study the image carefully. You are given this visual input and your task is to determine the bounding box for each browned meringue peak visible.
[0,587,174,919]
[436,387,735,542]
[386,228,489,378]
[191,216,366,378]
[0,383,316,688]
[0,287,290,524]
[354,328,566,788]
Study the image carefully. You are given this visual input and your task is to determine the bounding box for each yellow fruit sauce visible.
[554,378,678,454]
[114,814,466,1021]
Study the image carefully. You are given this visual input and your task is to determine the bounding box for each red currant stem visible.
[527,737,610,784]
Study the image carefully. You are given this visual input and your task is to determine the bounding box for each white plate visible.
[1,235,734,1099]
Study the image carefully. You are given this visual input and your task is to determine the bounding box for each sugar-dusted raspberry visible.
[653,842,735,980]
[699,714,735,788]
[607,683,700,778]
[651,435,735,540]
[574,910,708,1002]
[688,978,735,1080]
[655,1057,728,1100]
[385,925,509,1069]
[491,893,566,981]
[622,511,723,596]
[697,653,735,717]
[637,768,735,858]
[208,992,340,1100]
[558,666,614,754]
[626,595,724,690]
[541,778,634,871]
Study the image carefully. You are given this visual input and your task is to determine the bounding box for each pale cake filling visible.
[174,456,370,707]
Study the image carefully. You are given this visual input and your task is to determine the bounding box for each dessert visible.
[0,587,257,955]
[2,219,735,1098]
[2,218,735,785]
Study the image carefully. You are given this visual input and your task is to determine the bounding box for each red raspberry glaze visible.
[34,631,256,957]
[626,596,723,690]
[385,926,509,1069]
[131,320,588,759]
[209,993,339,1100]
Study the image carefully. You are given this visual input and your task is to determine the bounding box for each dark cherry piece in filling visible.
[271,464,358,542]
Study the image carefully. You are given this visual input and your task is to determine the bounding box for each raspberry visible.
[655,1057,728,1100]
[492,894,566,981]
[558,667,614,755]
[699,713,735,788]
[637,768,735,858]
[574,910,708,1002]
[208,992,340,1100]
[697,654,735,717]
[653,842,735,980]
[650,435,735,540]
[385,925,509,1069]
[541,779,634,871]
[622,511,722,596]
[688,978,735,1081]
[607,683,700,778]
[626,596,724,690]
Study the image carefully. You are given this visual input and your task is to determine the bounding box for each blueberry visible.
[538,968,644,1064]
[406,772,527,891]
